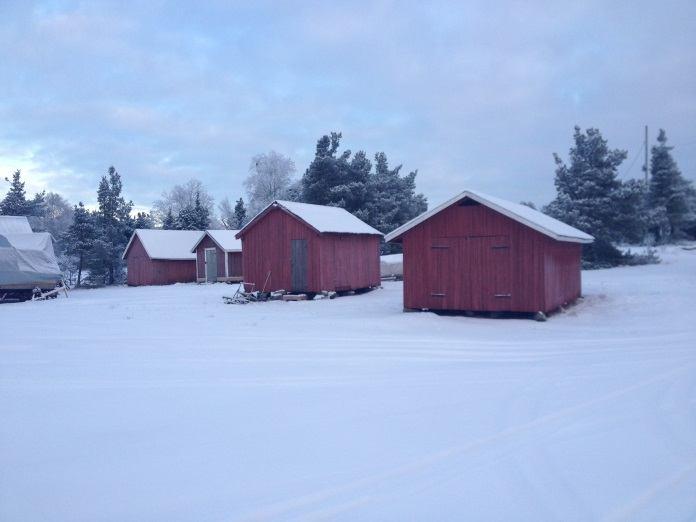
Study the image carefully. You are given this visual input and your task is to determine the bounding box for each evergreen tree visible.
[300,132,427,253]
[176,191,209,230]
[63,202,96,287]
[134,212,154,229]
[233,197,247,228]
[648,129,693,241]
[301,132,350,207]
[86,167,134,285]
[0,169,46,216]
[162,208,177,229]
[0,170,28,215]
[544,127,630,267]
[363,152,427,248]
[614,178,648,244]
[284,180,304,202]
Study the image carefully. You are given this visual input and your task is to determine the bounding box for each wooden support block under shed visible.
[282,294,308,301]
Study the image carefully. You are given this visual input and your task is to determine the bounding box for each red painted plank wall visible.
[400,202,581,313]
[126,235,154,285]
[125,235,196,286]
[240,208,381,293]
[319,234,381,291]
[195,235,225,279]
[241,208,322,292]
[544,240,582,310]
[227,252,243,278]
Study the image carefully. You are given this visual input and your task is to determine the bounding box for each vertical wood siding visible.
[240,208,381,293]
[401,201,582,313]
[321,234,381,291]
[126,236,154,285]
[125,235,196,286]
[543,240,582,310]
[195,235,225,279]
[227,252,243,278]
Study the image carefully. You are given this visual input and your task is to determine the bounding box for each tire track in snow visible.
[237,364,693,520]
[602,461,696,521]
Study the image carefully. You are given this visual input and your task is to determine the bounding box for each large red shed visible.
[190,230,243,283]
[385,190,594,316]
[122,229,203,286]
[235,200,382,294]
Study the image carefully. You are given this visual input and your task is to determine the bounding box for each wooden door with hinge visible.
[291,239,308,292]
[468,235,512,311]
[429,237,469,310]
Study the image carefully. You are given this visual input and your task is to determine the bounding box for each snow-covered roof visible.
[385,190,594,244]
[0,216,33,234]
[237,200,383,237]
[122,229,203,260]
[190,229,242,252]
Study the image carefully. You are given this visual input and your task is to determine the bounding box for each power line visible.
[622,140,644,178]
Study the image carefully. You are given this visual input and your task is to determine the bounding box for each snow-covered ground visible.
[1,247,695,521]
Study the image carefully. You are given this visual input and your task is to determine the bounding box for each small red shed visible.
[385,190,594,315]
[235,200,382,294]
[190,230,243,283]
[122,229,203,286]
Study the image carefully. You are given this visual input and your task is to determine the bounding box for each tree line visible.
[1,126,693,284]
[0,131,427,285]
[544,127,695,267]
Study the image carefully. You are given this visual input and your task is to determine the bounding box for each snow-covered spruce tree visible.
[544,127,632,268]
[63,202,96,287]
[364,152,427,253]
[176,191,209,230]
[162,208,177,229]
[613,178,649,244]
[85,167,134,285]
[301,133,370,215]
[0,169,29,215]
[233,197,247,228]
[0,169,46,217]
[648,129,694,242]
[134,212,154,229]
[300,132,427,253]
[152,179,216,227]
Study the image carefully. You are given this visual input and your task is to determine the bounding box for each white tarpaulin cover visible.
[0,231,62,289]
[0,215,33,234]
[380,253,403,277]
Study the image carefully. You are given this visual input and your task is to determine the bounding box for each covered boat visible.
[0,216,62,301]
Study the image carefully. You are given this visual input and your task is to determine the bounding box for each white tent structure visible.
[0,216,62,300]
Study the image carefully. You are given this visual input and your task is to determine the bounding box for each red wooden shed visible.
[235,200,382,294]
[385,190,594,315]
[190,230,243,283]
[122,229,203,286]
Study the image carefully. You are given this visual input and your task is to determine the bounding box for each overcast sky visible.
[1,0,694,213]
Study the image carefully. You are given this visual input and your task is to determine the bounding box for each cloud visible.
[0,0,694,212]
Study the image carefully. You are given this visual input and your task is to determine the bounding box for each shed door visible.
[205,248,217,282]
[291,239,308,292]
[429,238,458,309]
[468,235,512,310]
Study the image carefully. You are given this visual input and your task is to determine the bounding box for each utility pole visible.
[644,125,649,185]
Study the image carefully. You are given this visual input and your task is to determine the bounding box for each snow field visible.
[1,246,695,521]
